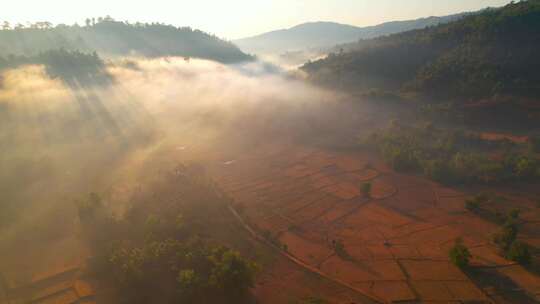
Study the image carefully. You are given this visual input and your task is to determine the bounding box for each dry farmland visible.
[210,143,540,303]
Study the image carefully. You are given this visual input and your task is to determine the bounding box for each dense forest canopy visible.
[80,165,258,304]
[0,49,112,86]
[0,17,252,63]
[302,0,540,106]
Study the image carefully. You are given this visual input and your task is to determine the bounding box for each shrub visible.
[506,241,531,265]
[493,221,518,252]
[514,156,538,179]
[332,239,348,259]
[465,193,488,213]
[465,199,481,213]
[449,238,472,269]
[360,182,372,198]
[508,208,521,220]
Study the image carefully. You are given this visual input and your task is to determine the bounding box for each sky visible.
[1,0,512,39]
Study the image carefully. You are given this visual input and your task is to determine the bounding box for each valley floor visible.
[2,141,540,304]
[210,143,540,303]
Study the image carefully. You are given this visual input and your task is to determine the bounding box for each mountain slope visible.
[235,22,361,54]
[235,14,466,54]
[0,19,252,64]
[302,0,540,125]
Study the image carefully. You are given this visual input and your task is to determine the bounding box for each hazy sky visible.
[1,0,511,39]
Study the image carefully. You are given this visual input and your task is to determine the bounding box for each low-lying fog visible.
[1,57,389,278]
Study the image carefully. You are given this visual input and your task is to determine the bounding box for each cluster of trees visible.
[450,209,532,268]
[366,123,540,184]
[463,195,533,265]
[0,17,252,64]
[79,165,257,304]
[492,209,532,265]
[0,49,111,86]
[302,0,540,124]
[465,193,516,223]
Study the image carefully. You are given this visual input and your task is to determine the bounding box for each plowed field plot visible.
[280,232,334,266]
[288,196,340,224]
[209,144,540,303]
[318,200,362,224]
[257,214,293,234]
[253,255,379,304]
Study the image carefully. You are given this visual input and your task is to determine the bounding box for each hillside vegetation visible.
[81,165,258,304]
[0,49,111,86]
[302,0,540,125]
[0,17,252,63]
[365,122,540,185]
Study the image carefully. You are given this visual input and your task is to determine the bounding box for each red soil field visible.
[209,143,540,303]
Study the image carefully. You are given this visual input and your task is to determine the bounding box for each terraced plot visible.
[211,144,540,303]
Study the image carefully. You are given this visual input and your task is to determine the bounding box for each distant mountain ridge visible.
[234,13,468,54]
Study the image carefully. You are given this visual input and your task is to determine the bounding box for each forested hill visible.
[302,0,540,104]
[0,18,252,63]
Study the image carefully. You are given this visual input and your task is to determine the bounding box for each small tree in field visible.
[494,221,517,251]
[465,193,488,213]
[506,241,531,265]
[332,239,348,259]
[361,182,372,198]
[465,199,480,213]
[449,238,472,269]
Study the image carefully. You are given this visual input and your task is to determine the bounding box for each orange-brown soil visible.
[210,143,540,303]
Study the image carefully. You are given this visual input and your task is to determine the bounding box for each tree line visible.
[0,17,253,64]
[365,122,540,185]
[79,165,257,304]
[0,49,111,86]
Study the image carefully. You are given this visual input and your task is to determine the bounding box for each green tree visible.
[465,198,480,213]
[177,269,204,300]
[493,220,518,251]
[361,182,372,198]
[449,238,472,269]
[332,239,348,259]
[506,241,531,265]
[209,248,257,301]
[514,157,538,179]
[465,194,489,213]
[508,208,521,221]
